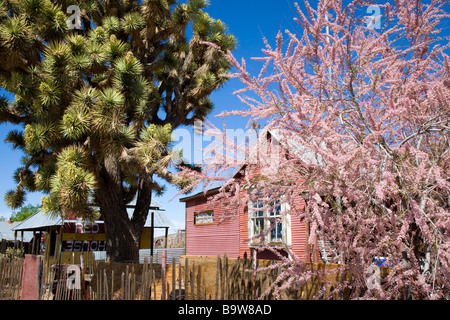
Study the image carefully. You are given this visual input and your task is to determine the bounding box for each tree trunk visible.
[96,154,152,262]
[101,202,140,262]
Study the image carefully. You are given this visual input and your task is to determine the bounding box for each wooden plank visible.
[121,272,125,300]
[203,274,206,300]
[224,255,229,299]
[261,269,268,299]
[236,259,242,300]
[150,255,155,300]
[178,260,182,300]
[111,270,114,300]
[104,270,109,300]
[161,267,166,300]
[228,260,235,300]
[242,256,248,300]
[140,259,145,300]
[254,270,260,299]
[172,257,176,300]
[152,269,156,300]
[131,270,136,300]
[232,257,240,300]
[184,258,189,300]
[268,262,275,300]
[214,255,219,300]
[196,265,201,300]
[219,257,224,300]
[0,259,5,299]
[190,262,195,300]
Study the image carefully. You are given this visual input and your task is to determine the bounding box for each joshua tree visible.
[0,0,236,262]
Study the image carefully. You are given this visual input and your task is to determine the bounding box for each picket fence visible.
[1,253,347,300]
[0,257,24,300]
[64,254,294,300]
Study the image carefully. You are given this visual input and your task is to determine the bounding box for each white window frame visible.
[248,197,291,248]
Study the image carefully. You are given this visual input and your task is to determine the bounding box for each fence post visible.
[162,250,167,272]
[20,255,42,300]
[215,255,219,300]
[196,265,201,300]
[190,262,195,300]
[172,257,176,300]
[178,260,182,300]
[184,257,189,300]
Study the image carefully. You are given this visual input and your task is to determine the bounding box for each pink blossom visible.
[177,0,450,300]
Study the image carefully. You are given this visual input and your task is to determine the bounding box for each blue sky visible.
[0,1,311,226]
[161,0,311,227]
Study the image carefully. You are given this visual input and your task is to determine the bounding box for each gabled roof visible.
[0,221,33,241]
[179,127,323,203]
[11,210,62,232]
[179,187,221,203]
[268,128,324,166]
[12,199,180,237]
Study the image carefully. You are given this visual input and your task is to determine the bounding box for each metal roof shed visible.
[1,221,33,241]
[12,211,62,232]
[11,199,178,260]
[0,221,34,254]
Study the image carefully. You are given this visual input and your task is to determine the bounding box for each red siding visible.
[185,197,240,258]
[290,194,307,261]
[183,191,309,262]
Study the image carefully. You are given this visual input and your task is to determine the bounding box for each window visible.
[194,211,214,225]
[248,198,291,247]
[269,200,283,242]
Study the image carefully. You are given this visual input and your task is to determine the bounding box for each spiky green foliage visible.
[0,0,236,261]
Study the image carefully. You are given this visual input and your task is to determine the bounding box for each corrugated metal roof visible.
[126,200,181,237]
[11,211,62,232]
[12,199,180,237]
[0,221,34,241]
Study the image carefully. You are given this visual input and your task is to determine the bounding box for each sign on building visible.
[61,221,106,252]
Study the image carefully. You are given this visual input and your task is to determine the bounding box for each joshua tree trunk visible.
[97,155,152,262]
[102,204,140,262]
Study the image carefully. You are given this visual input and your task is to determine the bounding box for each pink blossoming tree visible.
[178,0,450,299]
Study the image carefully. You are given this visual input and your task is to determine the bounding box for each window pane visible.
[252,200,264,217]
[253,218,264,235]
[270,200,281,216]
[270,220,283,242]
[195,212,214,225]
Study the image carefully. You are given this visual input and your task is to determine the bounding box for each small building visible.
[0,220,33,254]
[11,199,174,264]
[180,185,313,261]
[179,129,322,262]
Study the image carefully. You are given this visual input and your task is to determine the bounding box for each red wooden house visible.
[180,129,321,262]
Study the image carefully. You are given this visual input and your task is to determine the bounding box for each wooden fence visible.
[0,257,24,300]
[84,256,205,300]
[39,252,103,300]
[57,253,344,300]
[1,253,348,300]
